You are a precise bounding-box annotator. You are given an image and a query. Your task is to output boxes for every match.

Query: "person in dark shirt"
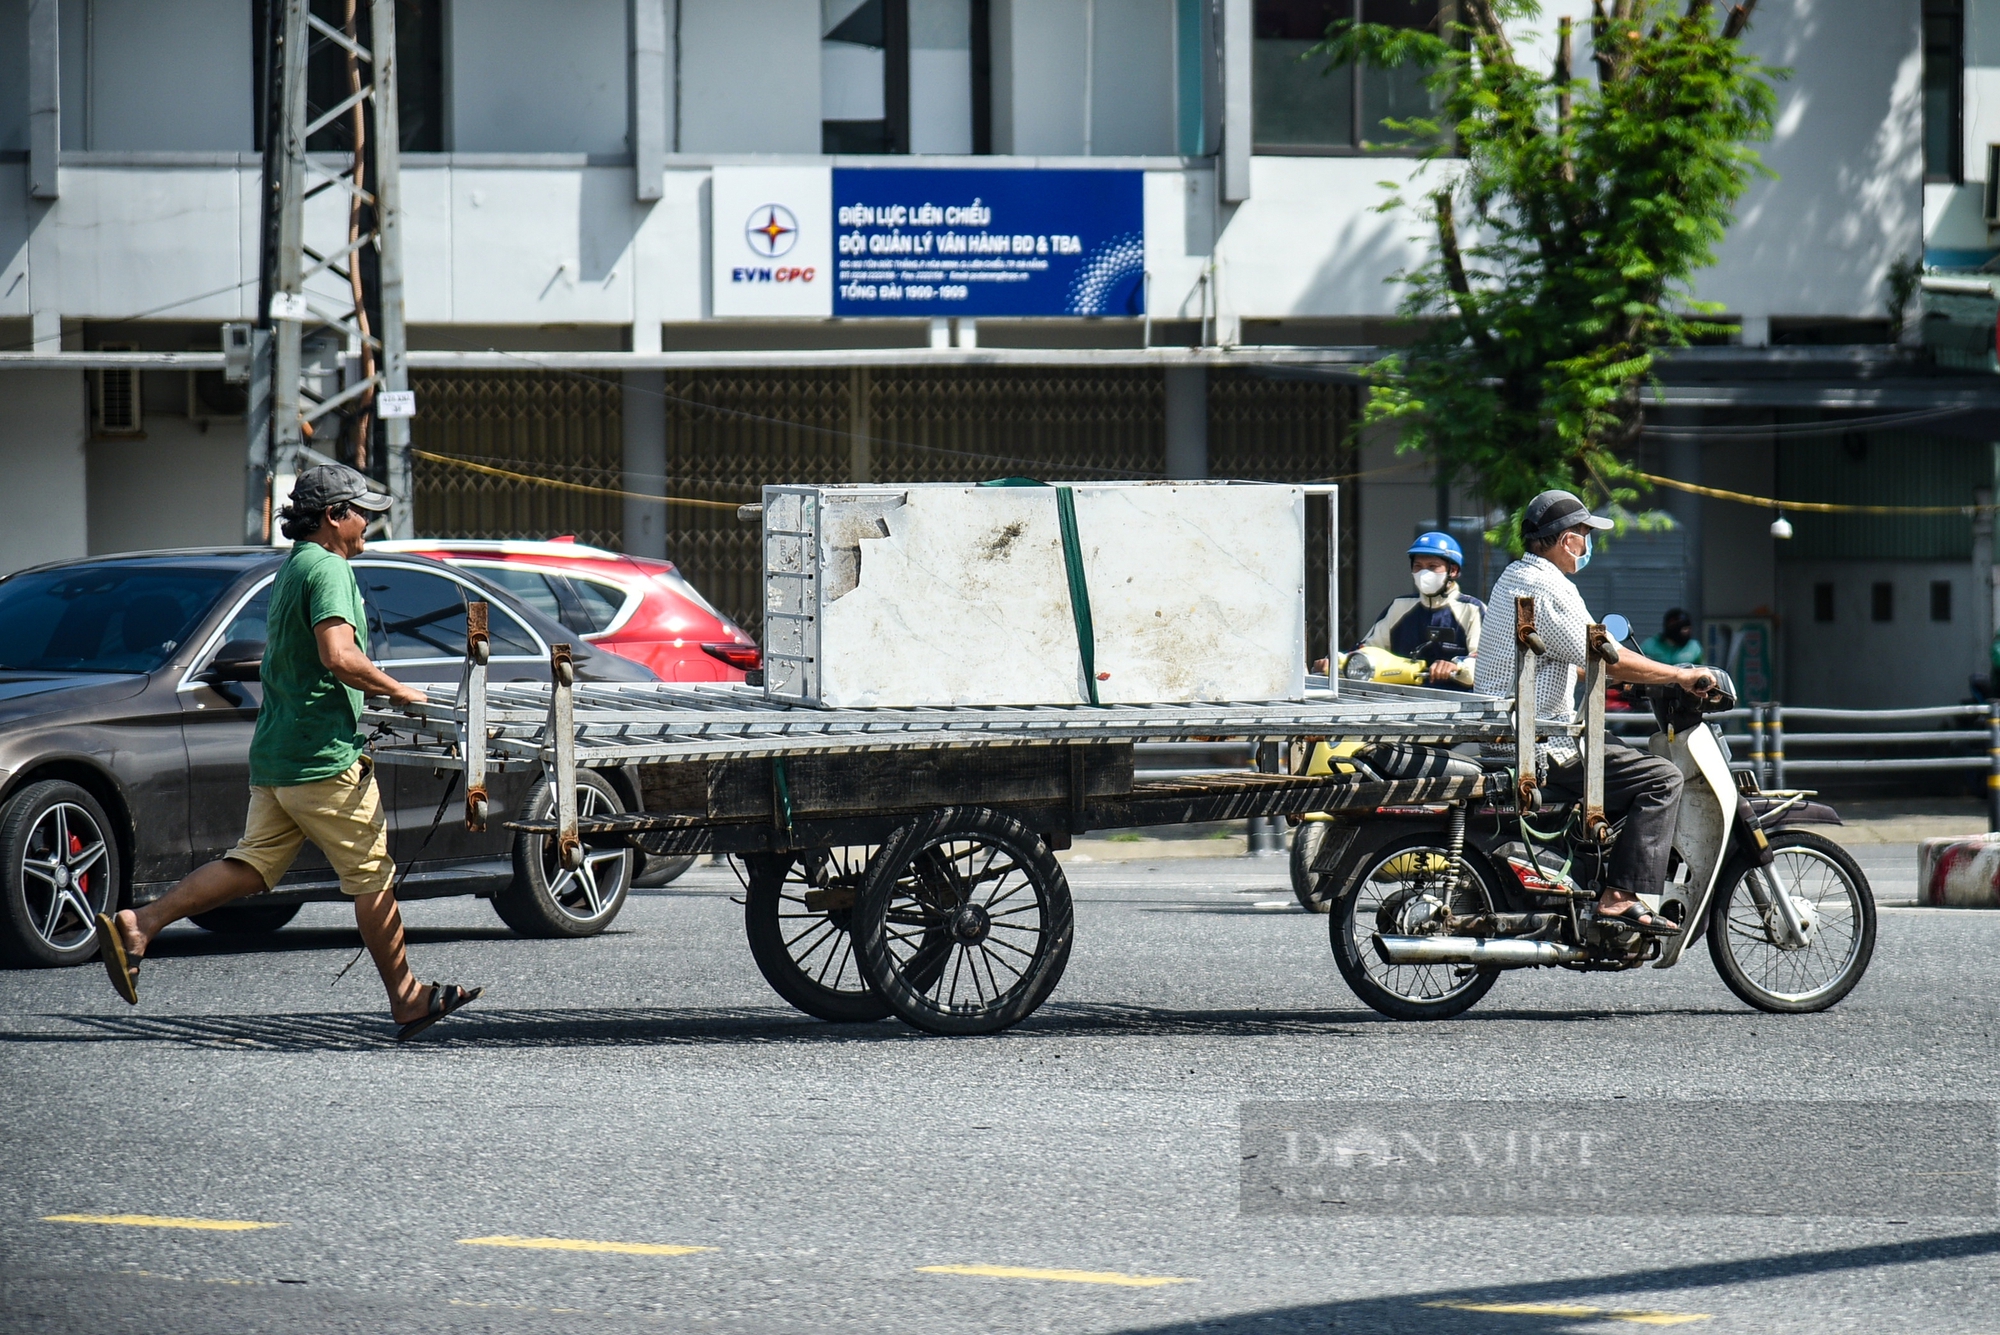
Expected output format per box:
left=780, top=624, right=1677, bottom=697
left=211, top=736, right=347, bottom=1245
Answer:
left=1356, top=531, right=1486, bottom=688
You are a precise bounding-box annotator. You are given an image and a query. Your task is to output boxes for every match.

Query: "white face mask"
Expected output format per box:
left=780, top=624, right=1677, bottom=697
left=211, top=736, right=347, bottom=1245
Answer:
left=1413, top=569, right=1448, bottom=597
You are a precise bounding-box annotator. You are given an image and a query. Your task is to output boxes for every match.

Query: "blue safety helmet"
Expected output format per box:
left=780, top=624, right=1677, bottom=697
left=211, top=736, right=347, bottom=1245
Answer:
left=1408, top=531, right=1464, bottom=567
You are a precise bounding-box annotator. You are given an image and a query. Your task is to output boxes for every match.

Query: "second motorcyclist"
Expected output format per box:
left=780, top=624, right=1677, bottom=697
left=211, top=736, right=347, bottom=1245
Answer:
left=1355, top=531, right=1485, bottom=689
left=1473, top=491, right=1715, bottom=936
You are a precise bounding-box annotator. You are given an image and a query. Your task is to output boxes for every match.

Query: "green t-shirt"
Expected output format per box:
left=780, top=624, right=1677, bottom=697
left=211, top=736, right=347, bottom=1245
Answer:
left=1641, top=634, right=1704, bottom=666
left=249, top=542, right=370, bottom=787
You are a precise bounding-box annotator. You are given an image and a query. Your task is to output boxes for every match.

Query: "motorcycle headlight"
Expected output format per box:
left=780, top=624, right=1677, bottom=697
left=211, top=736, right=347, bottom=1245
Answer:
left=1343, top=653, right=1375, bottom=681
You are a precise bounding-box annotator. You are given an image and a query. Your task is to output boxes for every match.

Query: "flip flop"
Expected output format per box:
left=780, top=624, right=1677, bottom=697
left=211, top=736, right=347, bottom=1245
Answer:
left=395, top=982, right=483, bottom=1042
left=1595, top=903, right=1679, bottom=938
left=94, top=913, right=140, bottom=1005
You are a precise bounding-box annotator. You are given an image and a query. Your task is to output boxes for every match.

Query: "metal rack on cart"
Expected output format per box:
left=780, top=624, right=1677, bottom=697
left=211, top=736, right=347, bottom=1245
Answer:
left=361, top=616, right=1531, bottom=1036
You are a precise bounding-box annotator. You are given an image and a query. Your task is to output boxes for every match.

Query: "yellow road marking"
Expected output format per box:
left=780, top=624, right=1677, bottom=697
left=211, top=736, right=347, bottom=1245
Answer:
left=1424, top=1300, right=1710, bottom=1326
left=458, top=1235, right=714, bottom=1257
left=43, top=1214, right=283, bottom=1232
left=918, top=1264, right=1194, bottom=1288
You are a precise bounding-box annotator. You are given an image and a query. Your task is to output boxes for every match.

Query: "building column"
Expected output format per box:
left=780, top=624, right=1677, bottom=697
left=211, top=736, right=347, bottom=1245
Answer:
left=629, top=0, right=667, bottom=201
left=849, top=367, right=872, bottom=482
left=28, top=0, right=58, bottom=200
left=1663, top=424, right=1704, bottom=628
left=1164, top=366, right=1207, bottom=479
left=1976, top=483, right=1995, bottom=682
left=622, top=370, right=667, bottom=559
left=1218, top=0, right=1251, bottom=202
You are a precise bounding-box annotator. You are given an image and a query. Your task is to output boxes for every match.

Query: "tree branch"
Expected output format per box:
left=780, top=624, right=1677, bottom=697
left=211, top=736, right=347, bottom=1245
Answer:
left=1722, top=0, right=1759, bottom=40
left=1459, top=0, right=1518, bottom=69
left=1591, top=0, right=1614, bottom=83
left=1555, top=17, right=1575, bottom=183
left=1435, top=191, right=1499, bottom=359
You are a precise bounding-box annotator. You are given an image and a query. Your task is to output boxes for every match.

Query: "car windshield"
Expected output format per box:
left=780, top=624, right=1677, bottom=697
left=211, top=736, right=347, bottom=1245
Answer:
left=0, top=564, right=239, bottom=673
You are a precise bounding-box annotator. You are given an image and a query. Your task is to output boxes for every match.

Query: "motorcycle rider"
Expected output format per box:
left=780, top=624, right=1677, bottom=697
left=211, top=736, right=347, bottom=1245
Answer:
left=1473, top=490, right=1716, bottom=935
left=1356, top=532, right=1486, bottom=688
left=1641, top=608, right=1704, bottom=666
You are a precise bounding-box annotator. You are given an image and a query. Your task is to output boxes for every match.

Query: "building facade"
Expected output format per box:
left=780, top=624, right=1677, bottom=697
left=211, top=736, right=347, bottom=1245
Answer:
left=0, top=0, right=1988, bottom=705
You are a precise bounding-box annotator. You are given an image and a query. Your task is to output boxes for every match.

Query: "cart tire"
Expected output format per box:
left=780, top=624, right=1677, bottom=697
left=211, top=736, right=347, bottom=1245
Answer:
left=743, top=847, right=893, bottom=1023
left=852, top=807, right=1072, bottom=1036
left=1290, top=821, right=1333, bottom=913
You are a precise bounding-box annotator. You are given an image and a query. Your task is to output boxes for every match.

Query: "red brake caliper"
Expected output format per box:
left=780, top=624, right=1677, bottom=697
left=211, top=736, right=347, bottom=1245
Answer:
left=69, top=831, right=85, bottom=896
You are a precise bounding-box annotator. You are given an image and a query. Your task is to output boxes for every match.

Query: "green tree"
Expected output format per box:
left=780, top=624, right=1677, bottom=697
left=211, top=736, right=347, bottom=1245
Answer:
left=1320, top=0, right=1780, bottom=546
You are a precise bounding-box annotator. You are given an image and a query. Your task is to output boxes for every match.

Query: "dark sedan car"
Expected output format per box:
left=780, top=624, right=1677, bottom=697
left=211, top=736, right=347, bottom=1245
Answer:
left=0, top=547, right=661, bottom=969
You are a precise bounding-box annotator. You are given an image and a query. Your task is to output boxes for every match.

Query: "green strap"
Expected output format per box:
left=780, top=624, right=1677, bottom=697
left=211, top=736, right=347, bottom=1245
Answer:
left=982, top=477, right=1100, bottom=705
left=772, top=756, right=794, bottom=835
left=1052, top=486, right=1100, bottom=706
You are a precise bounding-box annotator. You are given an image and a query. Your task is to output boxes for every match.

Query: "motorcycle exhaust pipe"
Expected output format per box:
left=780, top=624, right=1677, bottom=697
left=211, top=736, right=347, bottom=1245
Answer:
left=1373, top=934, right=1590, bottom=968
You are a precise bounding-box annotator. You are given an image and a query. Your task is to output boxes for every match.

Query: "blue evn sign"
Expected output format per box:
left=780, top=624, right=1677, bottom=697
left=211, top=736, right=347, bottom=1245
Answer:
left=830, top=167, right=1144, bottom=319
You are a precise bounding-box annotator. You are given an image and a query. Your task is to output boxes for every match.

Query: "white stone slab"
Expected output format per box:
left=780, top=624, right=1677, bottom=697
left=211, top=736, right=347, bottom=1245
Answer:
left=772, top=482, right=1305, bottom=708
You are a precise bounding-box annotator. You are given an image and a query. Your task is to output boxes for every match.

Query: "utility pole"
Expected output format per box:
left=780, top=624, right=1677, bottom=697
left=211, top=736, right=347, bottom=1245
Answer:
left=246, top=0, right=413, bottom=544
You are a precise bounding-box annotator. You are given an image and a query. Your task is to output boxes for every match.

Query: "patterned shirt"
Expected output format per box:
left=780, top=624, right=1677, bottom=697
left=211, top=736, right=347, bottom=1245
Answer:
left=1472, top=553, right=1592, bottom=766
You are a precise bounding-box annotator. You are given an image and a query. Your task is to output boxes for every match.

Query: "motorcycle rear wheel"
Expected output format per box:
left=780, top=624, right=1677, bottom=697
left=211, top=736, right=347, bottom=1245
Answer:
left=1707, top=830, right=1875, bottom=1014
left=1330, top=832, right=1501, bottom=1021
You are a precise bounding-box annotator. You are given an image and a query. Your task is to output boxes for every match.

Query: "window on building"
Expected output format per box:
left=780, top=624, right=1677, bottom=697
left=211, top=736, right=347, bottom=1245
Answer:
left=1871, top=582, right=1895, bottom=623
left=1932, top=580, right=1953, bottom=621
left=1813, top=582, right=1835, bottom=623
left=823, top=0, right=908, bottom=153
left=822, top=0, right=978, bottom=155
left=1254, top=0, right=1445, bottom=154
left=257, top=0, right=445, bottom=153
left=1925, top=0, right=1963, bottom=182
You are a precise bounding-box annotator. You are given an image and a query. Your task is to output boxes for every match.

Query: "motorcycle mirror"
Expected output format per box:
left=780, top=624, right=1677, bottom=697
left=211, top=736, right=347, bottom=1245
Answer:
left=1602, top=614, right=1631, bottom=643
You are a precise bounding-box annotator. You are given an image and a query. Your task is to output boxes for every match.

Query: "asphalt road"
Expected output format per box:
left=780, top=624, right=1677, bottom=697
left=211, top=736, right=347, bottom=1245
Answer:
left=2, top=847, right=1996, bottom=1335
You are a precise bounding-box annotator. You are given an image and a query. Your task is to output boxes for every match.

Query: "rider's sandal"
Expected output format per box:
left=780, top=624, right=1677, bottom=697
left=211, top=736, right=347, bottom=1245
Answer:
left=95, top=913, right=141, bottom=1006
left=1595, top=904, right=1679, bottom=937
left=395, top=982, right=483, bottom=1042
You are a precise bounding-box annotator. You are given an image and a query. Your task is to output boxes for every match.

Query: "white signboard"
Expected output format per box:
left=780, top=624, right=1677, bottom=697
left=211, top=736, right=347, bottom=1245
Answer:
left=711, top=166, right=833, bottom=318
left=376, top=390, right=416, bottom=418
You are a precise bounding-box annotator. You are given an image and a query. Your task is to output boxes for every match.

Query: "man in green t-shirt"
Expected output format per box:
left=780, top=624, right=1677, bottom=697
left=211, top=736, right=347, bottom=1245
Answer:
left=1640, top=608, right=1705, bottom=667
left=97, top=465, right=481, bottom=1041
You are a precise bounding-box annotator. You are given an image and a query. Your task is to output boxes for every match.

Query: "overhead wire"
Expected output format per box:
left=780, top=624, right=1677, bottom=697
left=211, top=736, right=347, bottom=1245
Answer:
left=1637, top=470, right=1999, bottom=516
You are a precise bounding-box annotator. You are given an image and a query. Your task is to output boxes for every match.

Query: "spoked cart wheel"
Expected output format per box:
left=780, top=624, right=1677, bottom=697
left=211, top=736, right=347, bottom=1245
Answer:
left=851, top=807, right=1073, bottom=1036
left=744, top=847, right=894, bottom=1023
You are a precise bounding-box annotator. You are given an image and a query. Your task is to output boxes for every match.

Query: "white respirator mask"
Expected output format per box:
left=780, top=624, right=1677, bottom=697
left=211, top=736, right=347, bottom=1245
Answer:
left=1412, top=569, right=1449, bottom=597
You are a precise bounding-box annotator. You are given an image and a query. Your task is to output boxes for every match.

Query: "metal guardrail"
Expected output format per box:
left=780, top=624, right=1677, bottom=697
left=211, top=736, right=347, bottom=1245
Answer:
left=1611, top=699, right=2000, bottom=830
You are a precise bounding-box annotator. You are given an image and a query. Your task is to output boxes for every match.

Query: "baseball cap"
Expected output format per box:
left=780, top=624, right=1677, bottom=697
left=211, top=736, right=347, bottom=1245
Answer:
left=290, top=463, right=393, bottom=514
left=1521, top=489, right=1613, bottom=542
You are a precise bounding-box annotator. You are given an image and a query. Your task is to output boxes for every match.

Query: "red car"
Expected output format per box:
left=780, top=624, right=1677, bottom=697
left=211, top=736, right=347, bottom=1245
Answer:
left=373, top=538, right=761, bottom=682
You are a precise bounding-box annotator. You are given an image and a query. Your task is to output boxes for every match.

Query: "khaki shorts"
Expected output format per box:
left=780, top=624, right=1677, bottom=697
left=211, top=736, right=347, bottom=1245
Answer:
left=224, top=758, right=395, bottom=898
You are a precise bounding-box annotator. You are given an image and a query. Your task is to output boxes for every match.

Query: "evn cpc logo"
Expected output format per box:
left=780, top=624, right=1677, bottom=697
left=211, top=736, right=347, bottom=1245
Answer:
left=735, top=203, right=814, bottom=284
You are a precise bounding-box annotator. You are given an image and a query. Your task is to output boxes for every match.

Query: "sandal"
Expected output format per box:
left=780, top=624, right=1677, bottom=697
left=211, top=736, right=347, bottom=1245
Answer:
left=95, top=913, right=140, bottom=1006
left=1595, top=902, right=1679, bottom=937
left=395, top=982, right=483, bottom=1042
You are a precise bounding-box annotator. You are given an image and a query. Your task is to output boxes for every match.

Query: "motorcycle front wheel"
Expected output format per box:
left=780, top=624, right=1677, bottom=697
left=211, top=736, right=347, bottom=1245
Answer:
left=1707, top=830, right=1876, bottom=1014
left=1329, top=832, right=1501, bottom=1021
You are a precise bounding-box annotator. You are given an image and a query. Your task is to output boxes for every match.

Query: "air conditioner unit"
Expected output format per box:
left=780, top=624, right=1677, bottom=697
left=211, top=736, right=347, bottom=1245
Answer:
left=95, top=344, right=143, bottom=436
left=187, top=341, right=248, bottom=425
left=1985, top=145, right=2000, bottom=225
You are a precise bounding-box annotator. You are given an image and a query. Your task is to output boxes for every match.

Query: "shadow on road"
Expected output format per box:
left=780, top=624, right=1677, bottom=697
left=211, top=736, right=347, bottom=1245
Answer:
left=2, top=1001, right=1374, bottom=1052
left=1098, top=1231, right=2000, bottom=1334
left=135, top=926, right=538, bottom=958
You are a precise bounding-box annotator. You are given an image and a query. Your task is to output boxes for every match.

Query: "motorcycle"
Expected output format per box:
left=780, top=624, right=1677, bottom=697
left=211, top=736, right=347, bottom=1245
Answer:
left=1318, top=609, right=1876, bottom=1019
left=1338, top=646, right=1432, bottom=687
left=1338, top=623, right=1467, bottom=689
